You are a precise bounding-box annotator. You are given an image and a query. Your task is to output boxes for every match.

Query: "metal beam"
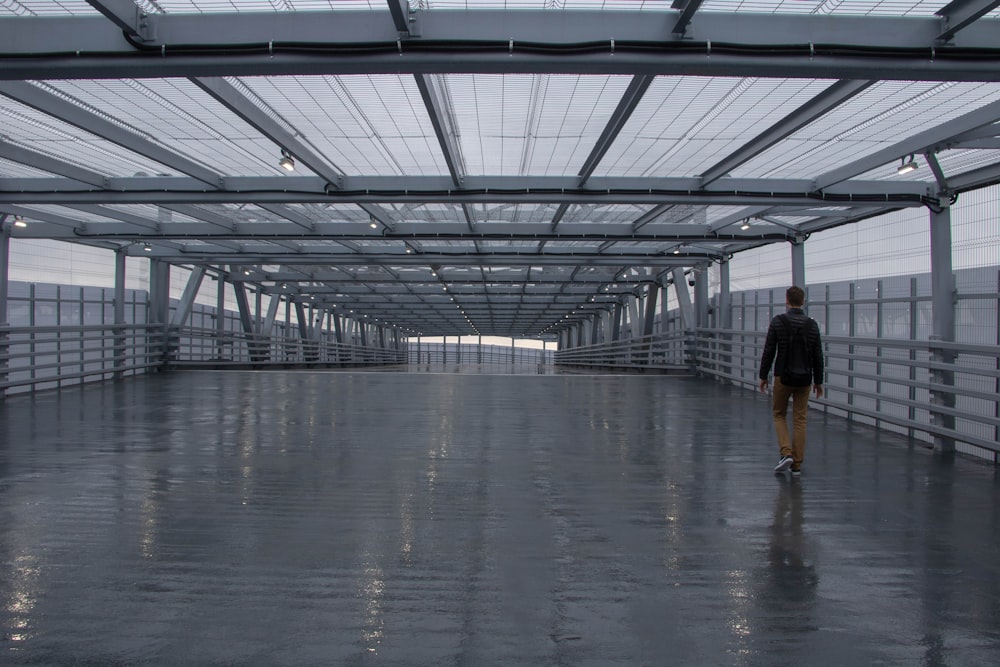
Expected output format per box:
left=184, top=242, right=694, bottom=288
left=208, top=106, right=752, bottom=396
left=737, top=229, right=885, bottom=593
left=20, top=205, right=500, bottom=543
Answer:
left=700, top=79, right=875, bottom=185
left=671, top=0, right=705, bottom=36
left=936, top=0, right=1000, bottom=41
left=157, top=254, right=721, bottom=268
left=1, top=13, right=1000, bottom=80
left=415, top=74, right=466, bottom=187
left=85, top=0, right=147, bottom=38
left=169, top=267, right=207, bottom=328
left=0, top=138, right=107, bottom=188
left=813, top=98, right=1000, bottom=189
left=0, top=175, right=934, bottom=206
left=0, top=81, right=223, bottom=188
left=577, top=75, right=654, bottom=185
left=386, top=0, right=411, bottom=34
left=191, top=77, right=343, bottom=188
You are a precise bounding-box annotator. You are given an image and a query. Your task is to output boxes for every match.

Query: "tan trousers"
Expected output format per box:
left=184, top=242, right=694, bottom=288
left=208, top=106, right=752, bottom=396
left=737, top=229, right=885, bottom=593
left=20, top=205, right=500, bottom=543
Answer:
left=772, top=377, right=812, bottom=469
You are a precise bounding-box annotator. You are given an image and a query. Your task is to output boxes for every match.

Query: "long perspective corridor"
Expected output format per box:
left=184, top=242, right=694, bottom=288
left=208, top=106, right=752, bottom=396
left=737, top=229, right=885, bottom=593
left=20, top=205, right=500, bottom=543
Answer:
left=1, top=369, right=997, bottom=665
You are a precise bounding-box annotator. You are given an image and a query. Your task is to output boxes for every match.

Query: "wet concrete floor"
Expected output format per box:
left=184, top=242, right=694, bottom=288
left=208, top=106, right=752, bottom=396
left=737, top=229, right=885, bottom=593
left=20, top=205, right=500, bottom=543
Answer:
left=1, top=369, right=999, bottom=665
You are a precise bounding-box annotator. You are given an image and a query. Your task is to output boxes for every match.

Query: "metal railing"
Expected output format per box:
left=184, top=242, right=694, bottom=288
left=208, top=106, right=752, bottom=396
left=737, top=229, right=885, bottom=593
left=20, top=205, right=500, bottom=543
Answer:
left=407, top=343, right=552, bottom=367
left=0, top=323, right=406, bottom=395
left=0, top=323, right=166, bottom=393
left=553, top=331, right=692, bottom=371
left=167, top=326, right=405, bottom=368
left=556, top=327, right=999, bottom=459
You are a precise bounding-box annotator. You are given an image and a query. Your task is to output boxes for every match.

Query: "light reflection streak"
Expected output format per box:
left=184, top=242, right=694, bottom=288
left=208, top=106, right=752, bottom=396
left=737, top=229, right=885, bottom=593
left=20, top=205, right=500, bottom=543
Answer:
left=5, top=555, right=40, bottom=644
left=139, top=494, right=160, bottom=559
left=725, top=567, right=754, bottom=662
left=360, top=562, right=386, bottom=654
left=400, top=491, right=415, bottom=564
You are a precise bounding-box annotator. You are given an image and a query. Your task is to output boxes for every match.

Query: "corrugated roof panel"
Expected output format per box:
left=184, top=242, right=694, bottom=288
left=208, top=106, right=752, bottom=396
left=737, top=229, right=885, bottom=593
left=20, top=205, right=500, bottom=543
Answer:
left=447, top=74, right=629, bottom=176
left=149, top=1, right=386, bottom=12
left=237, top=75, right=447, bottom=177
left=0, top=1, right=99, bottom=16
left=741, top=81, right=1000, bottom=179
left=0, top=92, right=189, bottom=177
left=40, top=79, right=297, bottom=178
left=597, top=76, right=835, bottom=178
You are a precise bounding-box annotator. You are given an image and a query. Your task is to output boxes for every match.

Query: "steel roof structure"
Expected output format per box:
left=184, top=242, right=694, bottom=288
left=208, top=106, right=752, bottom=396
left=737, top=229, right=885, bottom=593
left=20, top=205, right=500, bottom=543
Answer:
left=1, top=0, right=999, bottom=338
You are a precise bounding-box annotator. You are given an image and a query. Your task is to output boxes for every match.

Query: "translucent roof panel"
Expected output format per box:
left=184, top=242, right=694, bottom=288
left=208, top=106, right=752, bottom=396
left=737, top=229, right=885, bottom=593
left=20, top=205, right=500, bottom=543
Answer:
left=698, top=0, right=997, bottom=17
left=237, top=75, right=448, bottom=177
left=470, top=203, right=561, bottom=224
left=0, top=93, right=190, bottom=178
left=704, top=206, right=763, bottom=227
left=147, top=1, right=387, bottom=12
left=851, top=148, right=1000, bottom=182
left=0, top=156, right=61, bottom=178
left=413, top=1, right=686, bottom=10
left=0, top=1, right=99, bottom=16
left=596, top=76, right=836, bottom=178
left=447, top=74, right=633, bottom=177
left=41, top=79, right=306, bottom=178
left=563, top=204, right=652, bottom=225
left=740, top=81, right=1000, bottom=180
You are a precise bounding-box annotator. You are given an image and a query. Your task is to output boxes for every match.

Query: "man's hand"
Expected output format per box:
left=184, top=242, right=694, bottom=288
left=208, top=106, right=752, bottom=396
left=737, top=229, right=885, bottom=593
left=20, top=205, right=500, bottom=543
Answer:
left=813, top=384, right=824, bottom=399
left=759, top=379, right=769, bottom=393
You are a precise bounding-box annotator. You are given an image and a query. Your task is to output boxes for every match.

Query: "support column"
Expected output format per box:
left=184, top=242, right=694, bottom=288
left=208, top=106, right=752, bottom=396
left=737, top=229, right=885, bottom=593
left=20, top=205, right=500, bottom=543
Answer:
left=929, top=205, right=956, bottom=454
left=719, top=259, right=733, bottom=381
left=216, top=273, right=227, bottom=360
left=612, top=301, right=623, bottom=342
left=694, top=265, right=709, bottom=330
left=671, top=269, right=694, bottom=330
left=148, top=259, right=171, bottom=367
left=719, top=260, right=732, bottom=331
left=258, top=294, right=280, bottom=363
left=0, top=219, right=11, bottom=395
left=165, top=267, right=206, bottom=364
left=790, top=237, right=806, bottom=288
left=169, top=267, right=206, bottom=328
left=642, top=284, right=660, bottom=367
left=148, top=259, right=171, bottom=326
left=643, top=284, right=659, bottom=337
left=113, top=248, right=126, bottom=379
left=628, top=295, right=642, bottom=339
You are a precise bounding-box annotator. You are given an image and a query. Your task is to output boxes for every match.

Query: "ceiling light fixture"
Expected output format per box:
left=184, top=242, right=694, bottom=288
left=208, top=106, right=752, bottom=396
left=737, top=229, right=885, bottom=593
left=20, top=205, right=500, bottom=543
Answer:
left=143, top=243, right=152, bottom=252
left=278, top=149, right=295, bottom=172
left=740, top=219, right=751, bottom=231
left=13, top=216, right=27, bottom=228
left=897, top=154, right=918, bottom=175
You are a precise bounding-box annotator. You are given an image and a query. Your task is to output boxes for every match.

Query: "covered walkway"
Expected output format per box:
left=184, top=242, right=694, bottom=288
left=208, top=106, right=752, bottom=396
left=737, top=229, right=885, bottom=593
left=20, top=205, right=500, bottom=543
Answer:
left=1, top=369, right=998, bottom=665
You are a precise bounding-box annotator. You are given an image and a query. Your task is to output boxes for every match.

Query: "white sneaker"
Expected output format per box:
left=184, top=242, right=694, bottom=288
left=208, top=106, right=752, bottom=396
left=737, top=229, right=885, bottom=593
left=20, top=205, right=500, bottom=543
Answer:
left=773, top=456, right=793, bottom=473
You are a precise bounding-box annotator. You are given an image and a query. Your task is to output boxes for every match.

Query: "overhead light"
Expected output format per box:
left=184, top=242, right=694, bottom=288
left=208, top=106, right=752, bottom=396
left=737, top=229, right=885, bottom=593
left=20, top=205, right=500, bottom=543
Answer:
left=13, top=216, right=27, bottom=228
left=243, top=269, right=251, bottom=276
left=278, top=149, right=295, bottom=172
left=740, top=219, right=751, bottom=231
left=143, top=243, right=152, bottom=252
left=673, top=247, right=681, bottom=255
left=897, top=154, right=918, bottom=175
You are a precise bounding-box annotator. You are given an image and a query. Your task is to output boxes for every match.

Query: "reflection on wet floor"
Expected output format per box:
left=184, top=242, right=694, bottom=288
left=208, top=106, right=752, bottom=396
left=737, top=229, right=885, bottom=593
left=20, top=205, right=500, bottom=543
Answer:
left=1, top=370, right=998, bottom=664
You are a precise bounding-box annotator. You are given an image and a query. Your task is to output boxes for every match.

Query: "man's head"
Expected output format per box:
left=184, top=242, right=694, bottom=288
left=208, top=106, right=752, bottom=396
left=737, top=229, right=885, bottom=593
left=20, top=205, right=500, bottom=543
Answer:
left=786, top=285, right=805, bottom=308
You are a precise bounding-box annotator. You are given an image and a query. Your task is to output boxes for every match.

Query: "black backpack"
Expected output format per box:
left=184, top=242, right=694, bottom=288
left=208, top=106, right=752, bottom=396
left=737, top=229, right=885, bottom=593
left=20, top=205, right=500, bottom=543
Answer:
left=780, top=314, right=813, bottom=387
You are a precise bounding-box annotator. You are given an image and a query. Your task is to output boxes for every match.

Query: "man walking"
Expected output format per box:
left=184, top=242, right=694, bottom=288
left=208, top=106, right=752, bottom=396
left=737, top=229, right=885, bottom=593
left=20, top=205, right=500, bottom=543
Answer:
left=759, top=286, right=824, bottom=476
